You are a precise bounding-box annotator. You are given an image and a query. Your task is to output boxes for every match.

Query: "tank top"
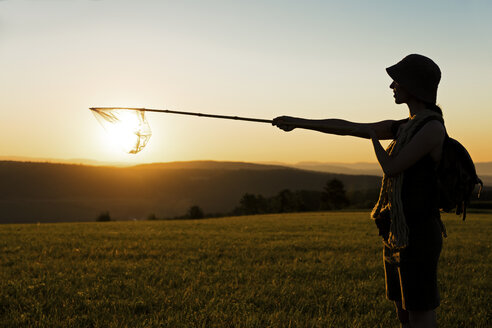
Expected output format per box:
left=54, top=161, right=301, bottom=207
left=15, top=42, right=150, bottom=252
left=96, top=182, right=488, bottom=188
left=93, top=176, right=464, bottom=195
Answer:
left=391, top=118, right=440, bottom=224
left=390, top=119, right=442, bottom=262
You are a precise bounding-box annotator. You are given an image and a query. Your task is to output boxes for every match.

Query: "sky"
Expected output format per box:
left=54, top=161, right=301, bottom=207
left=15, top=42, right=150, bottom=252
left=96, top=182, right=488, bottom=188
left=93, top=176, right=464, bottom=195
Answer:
left=1, top=0, right=491, bottom=165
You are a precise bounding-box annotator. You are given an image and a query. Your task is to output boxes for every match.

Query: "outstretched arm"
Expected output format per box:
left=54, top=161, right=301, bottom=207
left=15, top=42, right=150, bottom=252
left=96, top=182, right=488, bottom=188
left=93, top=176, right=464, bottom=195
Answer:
left=272, top=116, right=397, bottom=140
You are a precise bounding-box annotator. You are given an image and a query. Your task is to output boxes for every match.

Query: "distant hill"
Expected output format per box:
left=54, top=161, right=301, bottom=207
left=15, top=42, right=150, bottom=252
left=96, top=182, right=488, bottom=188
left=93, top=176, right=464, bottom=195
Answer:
left=133, top=160, right=287, bottom=171
left=3, top=156, right=490, bottom=176
left=285, top=162, right=383, bottom=176
left=0, top=161, right=382, bottom=223
left=283, top=161, right=492, bottom=186
left=278, top=161, right=492, bottom=180
left=474, top=163, right=492, bottom=185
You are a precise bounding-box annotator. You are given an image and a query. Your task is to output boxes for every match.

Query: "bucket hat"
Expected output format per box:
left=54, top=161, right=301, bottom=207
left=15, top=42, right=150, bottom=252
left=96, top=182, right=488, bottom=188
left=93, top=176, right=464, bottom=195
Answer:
left=386, top=54, right=441, bottom=104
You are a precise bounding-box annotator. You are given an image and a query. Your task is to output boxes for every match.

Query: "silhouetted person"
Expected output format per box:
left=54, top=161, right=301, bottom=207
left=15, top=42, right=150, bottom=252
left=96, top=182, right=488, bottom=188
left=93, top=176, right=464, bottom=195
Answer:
left=273, top=54, right=444, bottom=328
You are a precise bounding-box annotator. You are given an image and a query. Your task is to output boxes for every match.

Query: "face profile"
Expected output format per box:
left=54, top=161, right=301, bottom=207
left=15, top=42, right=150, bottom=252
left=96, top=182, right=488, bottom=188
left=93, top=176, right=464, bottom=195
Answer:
left=390, top=81, right=412, bottom=105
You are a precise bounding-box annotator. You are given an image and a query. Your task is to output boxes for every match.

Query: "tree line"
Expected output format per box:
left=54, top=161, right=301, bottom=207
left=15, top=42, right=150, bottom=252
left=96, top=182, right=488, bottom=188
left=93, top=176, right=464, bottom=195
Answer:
left=232, top=179, right=349, bottom=216
left=97, top=176, right=490, bottom=221
left=96, top=176, right=489, bottom=221
left=153, top=179, right=379, bottom=221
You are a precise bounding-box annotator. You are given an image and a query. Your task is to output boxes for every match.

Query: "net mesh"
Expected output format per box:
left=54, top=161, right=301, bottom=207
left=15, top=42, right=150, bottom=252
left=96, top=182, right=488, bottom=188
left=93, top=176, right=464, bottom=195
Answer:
left=91, top=108, right=152, bottom=154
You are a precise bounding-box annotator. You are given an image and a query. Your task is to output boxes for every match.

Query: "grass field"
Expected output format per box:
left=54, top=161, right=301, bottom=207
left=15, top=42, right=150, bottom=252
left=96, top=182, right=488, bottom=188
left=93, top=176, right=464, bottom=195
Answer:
left=0, top=212, right=490, bottom=327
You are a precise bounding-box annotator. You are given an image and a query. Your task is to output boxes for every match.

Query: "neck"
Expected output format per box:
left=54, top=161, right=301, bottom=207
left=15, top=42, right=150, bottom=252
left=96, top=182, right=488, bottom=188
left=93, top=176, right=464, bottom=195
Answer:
left=406, top=99, right=427, bottom=117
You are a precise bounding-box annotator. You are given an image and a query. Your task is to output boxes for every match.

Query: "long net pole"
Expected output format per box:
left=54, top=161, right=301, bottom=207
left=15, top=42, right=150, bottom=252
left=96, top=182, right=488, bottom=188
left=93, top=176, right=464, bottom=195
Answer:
left=89, top=107, right=273, bottom=124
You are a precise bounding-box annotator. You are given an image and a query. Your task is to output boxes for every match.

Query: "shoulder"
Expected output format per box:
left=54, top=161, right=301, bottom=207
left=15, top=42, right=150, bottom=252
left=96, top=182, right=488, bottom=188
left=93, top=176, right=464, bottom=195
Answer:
left=419, top=119, right=445, bottom=136
left=414, top=119, right=446, bottom=146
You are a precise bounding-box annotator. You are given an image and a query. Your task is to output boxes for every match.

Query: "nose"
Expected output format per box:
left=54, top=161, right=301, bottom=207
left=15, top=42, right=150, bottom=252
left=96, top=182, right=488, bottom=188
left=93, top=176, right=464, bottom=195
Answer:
left=389, top=81, right=396, bottom=89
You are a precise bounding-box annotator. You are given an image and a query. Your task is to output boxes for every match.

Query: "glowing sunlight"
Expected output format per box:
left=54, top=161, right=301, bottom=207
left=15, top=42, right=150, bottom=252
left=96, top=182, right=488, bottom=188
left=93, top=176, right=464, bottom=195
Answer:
left=91, top=108, right=152, bottom=154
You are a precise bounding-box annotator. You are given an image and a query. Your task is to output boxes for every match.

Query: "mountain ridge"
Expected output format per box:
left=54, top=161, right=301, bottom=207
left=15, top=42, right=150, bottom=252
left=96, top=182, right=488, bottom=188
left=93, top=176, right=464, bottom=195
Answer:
left=2, top=156, right=491, bottom=176
left=0, top=160, right=382, bottom=223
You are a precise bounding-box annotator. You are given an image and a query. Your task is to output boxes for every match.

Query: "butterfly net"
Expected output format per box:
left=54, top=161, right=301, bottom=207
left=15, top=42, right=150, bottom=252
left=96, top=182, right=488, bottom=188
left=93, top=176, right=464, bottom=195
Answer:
left=90, top=108, right=152, bottom=154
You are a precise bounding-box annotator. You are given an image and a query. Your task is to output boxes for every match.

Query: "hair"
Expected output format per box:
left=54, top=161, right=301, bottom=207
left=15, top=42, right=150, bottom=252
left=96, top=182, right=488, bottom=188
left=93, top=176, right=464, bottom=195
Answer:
left=425, top=103, right=443, bottom=117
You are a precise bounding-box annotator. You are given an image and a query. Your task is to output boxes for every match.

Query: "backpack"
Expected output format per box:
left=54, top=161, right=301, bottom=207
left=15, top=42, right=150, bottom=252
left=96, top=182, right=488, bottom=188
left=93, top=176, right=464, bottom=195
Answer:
left=437, top=136, right=483, bottom=220
left=415, top=116, right=483, bottom=220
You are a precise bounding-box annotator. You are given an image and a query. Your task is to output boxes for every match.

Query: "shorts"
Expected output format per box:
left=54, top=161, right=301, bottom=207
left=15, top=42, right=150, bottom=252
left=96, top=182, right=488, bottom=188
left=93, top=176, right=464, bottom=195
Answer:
left=384, top=239, right=442, bottom=311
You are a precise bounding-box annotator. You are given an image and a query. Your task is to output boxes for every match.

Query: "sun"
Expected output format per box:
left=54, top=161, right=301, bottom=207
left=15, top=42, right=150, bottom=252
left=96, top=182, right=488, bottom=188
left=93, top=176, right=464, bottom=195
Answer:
left=92, top=108, right=152, bottom=154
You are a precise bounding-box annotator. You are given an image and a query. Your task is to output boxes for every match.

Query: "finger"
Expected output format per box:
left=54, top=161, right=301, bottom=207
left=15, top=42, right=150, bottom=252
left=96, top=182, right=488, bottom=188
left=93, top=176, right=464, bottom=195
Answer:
left=273, top=116, right=289, bottom=124
left=273, top=119, right=285, bottom=127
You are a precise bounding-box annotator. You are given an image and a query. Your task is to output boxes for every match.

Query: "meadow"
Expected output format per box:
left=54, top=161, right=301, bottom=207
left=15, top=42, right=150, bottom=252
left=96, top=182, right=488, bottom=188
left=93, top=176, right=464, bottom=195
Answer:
left=0, top=212, right=490, bottom=327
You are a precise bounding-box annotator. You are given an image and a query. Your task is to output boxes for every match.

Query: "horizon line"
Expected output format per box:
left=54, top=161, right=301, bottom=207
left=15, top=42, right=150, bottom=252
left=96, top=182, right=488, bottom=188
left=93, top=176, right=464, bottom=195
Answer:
left=1, top=155, right=491, bottom=167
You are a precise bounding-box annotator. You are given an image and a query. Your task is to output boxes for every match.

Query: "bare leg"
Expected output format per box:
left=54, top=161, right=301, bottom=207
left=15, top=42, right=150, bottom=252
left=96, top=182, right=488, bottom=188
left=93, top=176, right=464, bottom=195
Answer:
left=394, top=301, right=410, bottom=328
left=409, top=310, right=437, bottom=328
